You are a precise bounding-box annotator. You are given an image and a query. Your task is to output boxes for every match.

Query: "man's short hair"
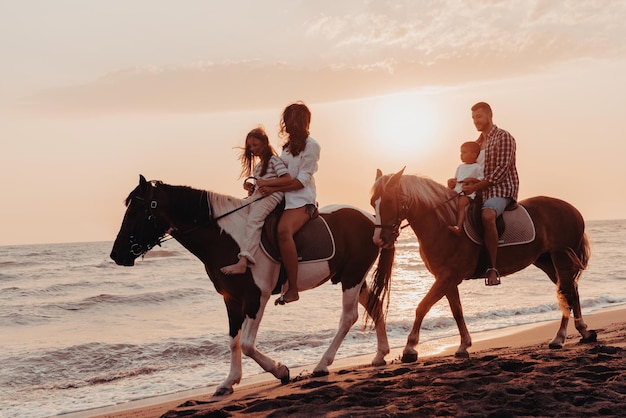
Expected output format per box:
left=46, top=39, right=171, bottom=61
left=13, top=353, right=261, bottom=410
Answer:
left=471, top=102, right=492, bottom=116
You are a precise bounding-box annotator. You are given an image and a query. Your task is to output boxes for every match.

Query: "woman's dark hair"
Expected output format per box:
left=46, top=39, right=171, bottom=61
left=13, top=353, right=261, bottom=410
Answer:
left=280, top=102, right=311, bottom=156
left=239, top=126, right=276, bottom=178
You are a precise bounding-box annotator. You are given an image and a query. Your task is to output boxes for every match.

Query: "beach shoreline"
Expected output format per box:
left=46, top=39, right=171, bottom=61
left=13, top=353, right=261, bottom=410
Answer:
left=66, top=305, right=626, bottom=418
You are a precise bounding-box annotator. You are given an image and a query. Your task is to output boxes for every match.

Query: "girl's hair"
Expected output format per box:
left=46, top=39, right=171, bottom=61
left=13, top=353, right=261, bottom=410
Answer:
left=239, top=126, right=277, bottom=178
left=280, top=102, right=311, bottom=157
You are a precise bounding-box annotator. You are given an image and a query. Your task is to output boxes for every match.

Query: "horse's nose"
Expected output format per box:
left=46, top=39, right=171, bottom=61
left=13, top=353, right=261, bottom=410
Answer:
left=110, top=250, right=135, bottom=266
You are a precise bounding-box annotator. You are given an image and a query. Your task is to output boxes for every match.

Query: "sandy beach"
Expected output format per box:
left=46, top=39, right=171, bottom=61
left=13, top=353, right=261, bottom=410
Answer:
left=82, top=306, right=626, bottom=418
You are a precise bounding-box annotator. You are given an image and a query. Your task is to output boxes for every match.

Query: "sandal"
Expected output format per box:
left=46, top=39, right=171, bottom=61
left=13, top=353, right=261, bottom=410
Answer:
left=485, top=268, right=501, bottom=286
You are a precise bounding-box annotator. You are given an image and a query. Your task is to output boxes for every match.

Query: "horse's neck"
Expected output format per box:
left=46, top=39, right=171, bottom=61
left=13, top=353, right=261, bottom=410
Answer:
left=169, top=191, right=244, bottom=268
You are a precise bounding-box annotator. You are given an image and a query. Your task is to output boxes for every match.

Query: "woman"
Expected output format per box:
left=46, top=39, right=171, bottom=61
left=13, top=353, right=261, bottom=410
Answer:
left=257, top=102, right=321, bottom=305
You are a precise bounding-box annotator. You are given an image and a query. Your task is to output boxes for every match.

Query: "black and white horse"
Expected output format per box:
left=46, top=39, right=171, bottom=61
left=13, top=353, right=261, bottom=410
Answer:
left=110, top=175, right=394, bottom=395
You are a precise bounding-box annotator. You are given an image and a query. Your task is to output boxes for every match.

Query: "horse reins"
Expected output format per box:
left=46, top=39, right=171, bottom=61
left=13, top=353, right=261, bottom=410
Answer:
left=141, top=182, right=268, bottom=248
left=375, top=184, right=462, bottom=237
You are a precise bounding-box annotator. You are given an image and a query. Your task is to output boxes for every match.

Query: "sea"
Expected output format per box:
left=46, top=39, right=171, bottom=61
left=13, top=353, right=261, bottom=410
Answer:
left=1, top=219, right=625, bottom=417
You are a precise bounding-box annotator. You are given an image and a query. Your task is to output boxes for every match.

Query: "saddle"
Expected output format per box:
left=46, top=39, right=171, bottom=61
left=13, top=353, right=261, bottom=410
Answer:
left=260, top=202, right=336, bottom=294
left=260, top=202, right=335, bottom=264
left=464, top=197, right=535, bottom=279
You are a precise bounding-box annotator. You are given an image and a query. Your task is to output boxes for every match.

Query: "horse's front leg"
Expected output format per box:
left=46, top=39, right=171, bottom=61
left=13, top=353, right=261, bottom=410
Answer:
left=311, top=285, right=363, bottom=376
left=359, top=283, right=390, bottom=366
left=445, top=284, right=472, bottom=358
left=214, top=332, right=242, bottom=396
left=239, top=296, right=290, bottom=384
left=402, top=279, right=448, bottom=363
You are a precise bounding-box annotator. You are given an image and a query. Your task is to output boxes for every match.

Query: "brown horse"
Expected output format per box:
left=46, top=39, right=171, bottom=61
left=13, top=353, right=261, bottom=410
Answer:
left=110, top=175, right=394, bottom=395
left=370, top=168, right=597, bottom=362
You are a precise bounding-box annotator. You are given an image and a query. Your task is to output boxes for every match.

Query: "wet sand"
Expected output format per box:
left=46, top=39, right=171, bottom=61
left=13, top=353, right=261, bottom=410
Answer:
left=90, top=307, right=626, bottom=418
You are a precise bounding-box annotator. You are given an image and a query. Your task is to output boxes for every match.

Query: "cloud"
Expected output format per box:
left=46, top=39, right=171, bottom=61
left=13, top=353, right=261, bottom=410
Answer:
left=13, top=1, right=626, bottom=115
left=304, top=1, right=626, bottom=65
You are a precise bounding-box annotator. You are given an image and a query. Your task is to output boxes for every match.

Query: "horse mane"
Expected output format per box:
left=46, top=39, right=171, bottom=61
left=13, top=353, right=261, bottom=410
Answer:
left=401, top=175, right=458, bottom=225
left=161, top=184, right=248, bottom=232
left=373, top=173, right=457, bottom=226
left=124, top=185, right=140, bottom=207
left=162, top=184, right=207, bottom=219
left=206, top=190, right=249, bottom=245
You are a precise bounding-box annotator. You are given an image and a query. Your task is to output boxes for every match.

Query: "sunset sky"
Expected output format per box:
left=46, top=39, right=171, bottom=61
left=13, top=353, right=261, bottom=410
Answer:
left=2, top=0, right=625, bottom=245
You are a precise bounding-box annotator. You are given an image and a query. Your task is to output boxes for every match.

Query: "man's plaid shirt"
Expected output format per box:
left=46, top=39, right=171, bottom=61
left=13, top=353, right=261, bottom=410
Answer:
left=483, top=125, right=519, bottom=201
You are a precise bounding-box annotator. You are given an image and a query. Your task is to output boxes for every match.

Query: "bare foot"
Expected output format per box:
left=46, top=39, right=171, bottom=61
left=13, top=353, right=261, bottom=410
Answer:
left=275, top=290, right=299, bottom=305
left=448, top=225, right=462, bottom=236
left=220, top=259, right=248, bottom=275
left=485, top=268, right=501, bottom=286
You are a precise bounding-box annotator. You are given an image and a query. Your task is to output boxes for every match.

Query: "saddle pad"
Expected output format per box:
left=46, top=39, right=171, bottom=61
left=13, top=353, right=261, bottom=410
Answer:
left=465, top=205, right=535, bottom=247
left=261, top=215, right=335, bottom=263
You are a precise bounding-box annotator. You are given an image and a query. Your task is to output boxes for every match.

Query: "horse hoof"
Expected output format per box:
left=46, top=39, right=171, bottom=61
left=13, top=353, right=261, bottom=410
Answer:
left=548, top=342, right=563, bottom=349
left=371, top=359, right=387, bottom=367
left=580, top=330, right=598, bottom=343
left=274, top=363, right=290, bottom=384
left=401, top=353, right=418, bottom=363
left=454, top=351, right=470, bottom=359
left=312, top=370, right=329, bottom=377
left=213, top=386, right=233, bottom=397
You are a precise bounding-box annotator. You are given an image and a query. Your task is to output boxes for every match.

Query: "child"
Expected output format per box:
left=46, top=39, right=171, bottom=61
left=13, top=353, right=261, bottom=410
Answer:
left=448, top=141, right=484, bottom=236
left=220, top=127, right=292, bottom=275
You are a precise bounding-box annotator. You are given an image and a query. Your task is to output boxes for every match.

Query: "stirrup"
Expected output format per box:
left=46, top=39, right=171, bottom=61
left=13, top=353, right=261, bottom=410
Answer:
left=485, top=268, right=501, bottom=286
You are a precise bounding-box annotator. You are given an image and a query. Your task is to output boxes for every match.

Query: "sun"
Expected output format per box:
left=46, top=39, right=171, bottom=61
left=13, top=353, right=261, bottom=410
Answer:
left=369, top=92, right=440, bottom=157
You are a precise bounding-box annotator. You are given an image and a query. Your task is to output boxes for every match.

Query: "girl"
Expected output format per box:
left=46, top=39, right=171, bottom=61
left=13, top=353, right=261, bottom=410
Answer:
left=257, top=102, right=321, bottom=304
left=220, top=127, right=291, bottom=275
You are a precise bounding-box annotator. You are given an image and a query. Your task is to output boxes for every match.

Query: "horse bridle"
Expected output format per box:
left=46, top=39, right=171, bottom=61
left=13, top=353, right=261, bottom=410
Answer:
left=374, top=184, right=410, bottom=243
left=124, top=181, right=265, bottom=257
left=374, top=183, right=463, bottom=245
left=126, top=181, right=168, bottom=256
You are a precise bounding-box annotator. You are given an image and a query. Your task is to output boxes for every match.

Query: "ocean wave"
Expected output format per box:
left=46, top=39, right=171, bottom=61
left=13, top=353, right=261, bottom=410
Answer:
left=0, top=338, right=226, bottom=391
left=53, top=287, right=211, bottom=311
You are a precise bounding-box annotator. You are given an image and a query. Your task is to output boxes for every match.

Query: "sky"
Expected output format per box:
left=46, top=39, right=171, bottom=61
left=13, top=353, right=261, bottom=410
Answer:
left=1, top=0, right=626, bottom=246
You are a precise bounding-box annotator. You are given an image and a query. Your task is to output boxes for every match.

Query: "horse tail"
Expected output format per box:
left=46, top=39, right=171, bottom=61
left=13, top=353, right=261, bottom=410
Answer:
left=566, top=232, right=591, bottom=281
left=363, top=246, right=395, bottom=328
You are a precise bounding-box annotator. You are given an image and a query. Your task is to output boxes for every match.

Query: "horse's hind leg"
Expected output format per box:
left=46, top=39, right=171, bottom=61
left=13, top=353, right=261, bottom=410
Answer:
left=534, top=254, right=568, bottom=348
left=359, top=283, right=390, bottom=366
left=555, top=250, right=597, bottom=344
left=313, top=285, right=362, bottom=376
left=537, top=251, right=596, bottom=348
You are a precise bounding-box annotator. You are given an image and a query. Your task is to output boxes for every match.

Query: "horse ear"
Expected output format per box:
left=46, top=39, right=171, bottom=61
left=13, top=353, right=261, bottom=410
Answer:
left=139, top=175, right=147, bottom=188
left=376, top=169, right=383, bottom=180
left=388, top=167, right=405, bottom=188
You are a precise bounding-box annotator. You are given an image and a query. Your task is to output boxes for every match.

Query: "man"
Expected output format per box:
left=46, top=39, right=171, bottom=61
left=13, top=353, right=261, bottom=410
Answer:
left=462, top=102, right=519, bottom=286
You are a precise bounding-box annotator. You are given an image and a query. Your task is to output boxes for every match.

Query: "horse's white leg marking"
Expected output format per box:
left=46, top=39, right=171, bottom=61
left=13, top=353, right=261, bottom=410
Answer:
left=445, top=285, right=472, bottom=358
left=312, top=285, right=361, bottom=375
left=549, top=316, right=569, bottom=349
left=222, top=258, right=289, bottom=384
left=215, top=332, right=242, bottom=396
left=359, top=284, right=390, bottom=366
left=239, top=294, right=289, bottom=382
